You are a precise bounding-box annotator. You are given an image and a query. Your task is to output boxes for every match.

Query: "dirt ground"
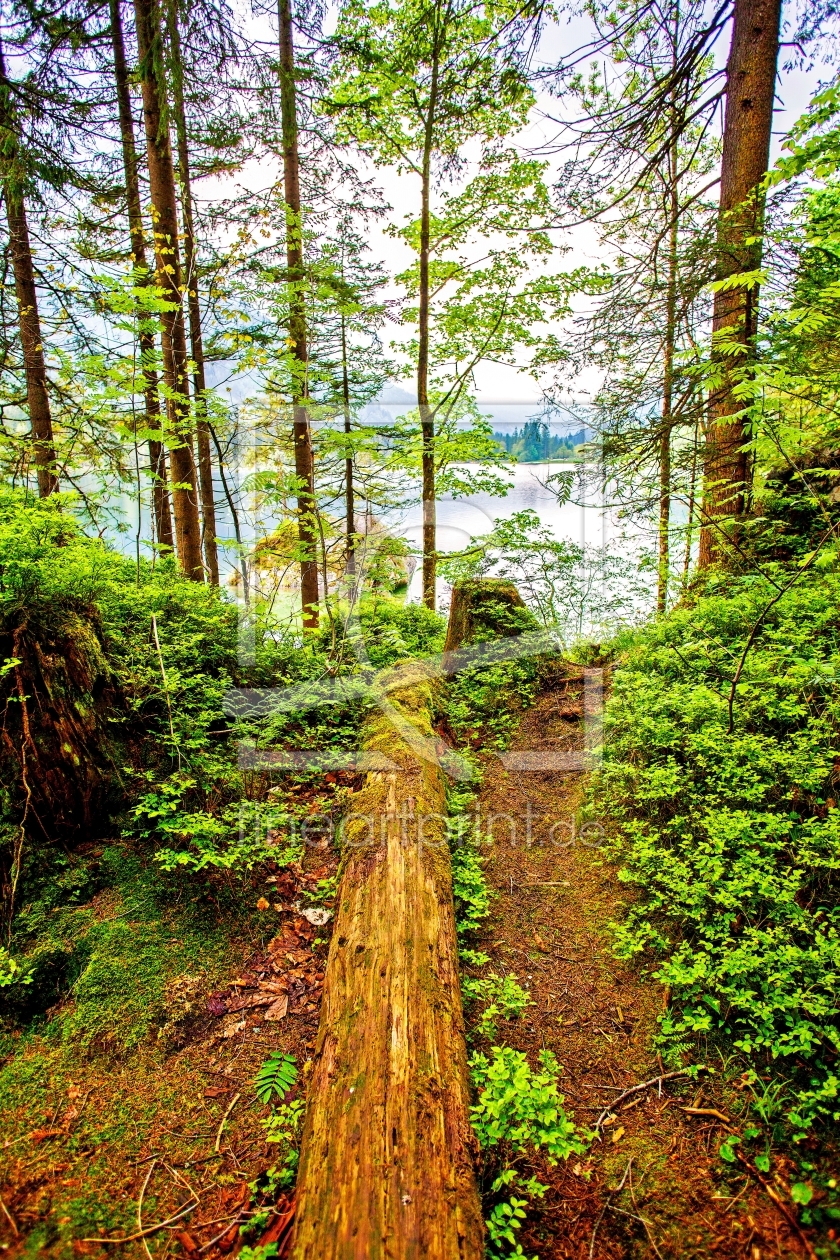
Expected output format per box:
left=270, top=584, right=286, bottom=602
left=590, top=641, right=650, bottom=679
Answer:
left=464, top=665, right=818, bottom=1259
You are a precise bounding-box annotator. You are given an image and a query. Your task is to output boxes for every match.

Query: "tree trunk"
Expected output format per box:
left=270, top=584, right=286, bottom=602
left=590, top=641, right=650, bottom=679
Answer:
left=291, top=662, right=484, bottom=1260
left=133, top=0, right=204, bottom=580
left=166, top=0, right=219, bottom=584
left=341, top=314, right=355, bottom=576
left=698, top=0, right=782, bottom=568
left=418, top=62, right=439, bottom=611
left=278, top=0, right=319, bottom=628
left=658, top=123, right=678, bottom=616
left=0, top=41, right=57, bottom=499
left=110, top=0, right=174, bottom=552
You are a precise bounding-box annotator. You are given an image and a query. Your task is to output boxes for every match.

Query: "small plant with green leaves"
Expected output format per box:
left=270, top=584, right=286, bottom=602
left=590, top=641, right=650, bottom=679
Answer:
left=0, top=947, right=31, bottom=989
left=471, top=1046, right=587, bottom=1257
left=254, top=1052, right=298, bottom=1105
left=470, top=1046, right=586, bottom=1162
left=462, top=972, right=533, bottom=1040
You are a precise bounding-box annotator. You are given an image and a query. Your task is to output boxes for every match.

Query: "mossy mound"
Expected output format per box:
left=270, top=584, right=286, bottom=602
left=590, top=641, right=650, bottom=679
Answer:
left=444, top=578, right=537, bottom=652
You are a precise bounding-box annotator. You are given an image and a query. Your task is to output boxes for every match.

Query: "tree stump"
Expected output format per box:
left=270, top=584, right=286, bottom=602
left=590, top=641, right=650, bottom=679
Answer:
left=291, top=661, right=483, bottom=1260
left=444, top=578, right=533, bottom=654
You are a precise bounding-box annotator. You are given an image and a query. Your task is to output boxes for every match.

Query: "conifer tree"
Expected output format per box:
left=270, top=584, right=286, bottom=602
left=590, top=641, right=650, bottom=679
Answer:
left=698, top=0, right=782, bottom=566
left=109, top=0, right=174, bottom=549
left=0, top=37, right=57, bottom=498
left=132, top=0, right=204, bottom=578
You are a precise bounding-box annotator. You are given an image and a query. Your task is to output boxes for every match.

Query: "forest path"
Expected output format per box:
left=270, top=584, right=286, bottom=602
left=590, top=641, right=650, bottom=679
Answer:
left=466, top=668, right=810, bottom=1260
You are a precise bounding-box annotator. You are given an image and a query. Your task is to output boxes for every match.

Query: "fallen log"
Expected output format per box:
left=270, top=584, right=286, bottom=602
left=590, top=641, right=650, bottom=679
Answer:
left=291, top=660, right=483, bottom=1260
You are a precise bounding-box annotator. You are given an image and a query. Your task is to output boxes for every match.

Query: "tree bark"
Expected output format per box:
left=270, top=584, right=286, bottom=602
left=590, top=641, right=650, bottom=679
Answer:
left=133, top=0, right=204, bottom=579
left=278, top=0, right=319, bottom=628
left=418, top=56, right=439, bottom=611
left=166, top=0, right=219, bottom=584
left=291, top=661, right=484, bottom=1260
left=110, top=0, right=174, bottom=552
left=698, top=0, right=782, bottom=568
left=658, top=122, right=678, bottom=616
left=0, top=41, right=57, bottom=499
left=341, top=314, right=355, bottom=576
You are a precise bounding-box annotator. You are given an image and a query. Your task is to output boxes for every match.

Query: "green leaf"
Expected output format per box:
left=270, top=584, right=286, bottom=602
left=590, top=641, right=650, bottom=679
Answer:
left=254, top=1052, right=298, bottom=1105
left=790, top=1183, right=813, bottom=1206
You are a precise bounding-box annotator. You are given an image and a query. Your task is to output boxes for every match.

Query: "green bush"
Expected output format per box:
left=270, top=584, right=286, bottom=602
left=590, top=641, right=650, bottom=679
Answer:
left=470, top=1045, right=586, bottom=1163
left=591, top=566, right=840, bottom=1131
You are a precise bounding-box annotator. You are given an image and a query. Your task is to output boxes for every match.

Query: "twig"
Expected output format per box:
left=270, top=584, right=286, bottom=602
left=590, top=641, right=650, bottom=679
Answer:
left=151, top=613, right=180, bottom=769
left=589, top=1158, right=633, bottom=1258
left=595, top=1068, right=706, bottom=1129
left=628, top=1161, right=664, bottom=1260
left=196, top=1212, right=246, bottom=1254
left=680, top=1105, right=731, bottom=1124
left=0, top=1193, right=19, bottom=1237
left=726, top=522, right=839, bottom=734
left=735, top=1152, right=817, bottom=1259
left=137, top=1160, right=156, bottom=1260
left=81, top=1198, right=197, bottom=1243
left=215, top=1093, right=241, bottom=1152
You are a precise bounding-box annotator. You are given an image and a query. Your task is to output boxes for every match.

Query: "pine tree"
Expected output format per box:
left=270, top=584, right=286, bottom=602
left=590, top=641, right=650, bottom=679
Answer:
left=132, top=0, right=204, bottom=578
left=698, top=0, right=783, bottom=566
left=0, top=36, right=57, bottom=498
left=109, top=0, right=174, bottom=550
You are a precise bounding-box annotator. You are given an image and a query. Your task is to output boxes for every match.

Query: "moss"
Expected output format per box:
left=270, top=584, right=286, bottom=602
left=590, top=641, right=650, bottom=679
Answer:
left=444, top=579, right=536, bottom=652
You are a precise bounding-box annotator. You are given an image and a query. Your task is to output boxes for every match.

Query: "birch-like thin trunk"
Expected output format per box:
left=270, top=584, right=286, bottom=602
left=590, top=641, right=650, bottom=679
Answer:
left=340, top=314, right=355, bottom=576
left=418, top=61, right=439, bottom=610
left=133, top=0, right=204, bottom=579
left=0, top=41, right=57, bottom=499
left=166, top=0, right=219, bottom=584
left=698, top=0, right=782, bottom=567
left=278, top=0, right=319, bottom=628
left=110, top=0, right=174, bottom=551
left=658, top=121, right=679, bottom=616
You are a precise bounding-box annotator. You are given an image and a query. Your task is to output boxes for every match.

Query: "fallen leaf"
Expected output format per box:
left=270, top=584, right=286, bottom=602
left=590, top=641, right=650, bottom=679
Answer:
left=264, top=995, right=289, bottom=1021
left=611, top=1126, right=625, bottom=1144
left=176, top=1231, right=198, bottom=1254
left=299, top=907, right=332, bottom=926
left=67, top=1085, right=81, bottom=1100
left=222, top=1019, right=247, bottom=1039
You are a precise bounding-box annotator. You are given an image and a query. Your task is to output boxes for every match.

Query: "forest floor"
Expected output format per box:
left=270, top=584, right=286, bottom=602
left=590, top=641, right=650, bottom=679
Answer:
left=0, top=666, right=824, bottom=1259
left=464, top=666, right=817, bottom=1259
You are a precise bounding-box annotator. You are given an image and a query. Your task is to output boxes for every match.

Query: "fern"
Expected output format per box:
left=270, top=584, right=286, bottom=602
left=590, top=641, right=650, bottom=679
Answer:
left=254, top=1051, right=298, bottom=1105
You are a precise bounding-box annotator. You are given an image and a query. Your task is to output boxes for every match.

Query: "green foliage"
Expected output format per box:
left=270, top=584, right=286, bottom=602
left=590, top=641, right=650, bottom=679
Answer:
left=254, top=1052, right=299, bottom=1105
left=470, top=1045, right=586, bottom=1163
left=591, top=567, right=840, bottom=1131
left=461, top=972, right=532, bottom=1040
left=450, top=841, right=491, bottom=936
left=440, top=510, right=647, bottom=642
left=259, top=1099, right=306, bottom=1195
left=0, top=946, right=31, bottom=989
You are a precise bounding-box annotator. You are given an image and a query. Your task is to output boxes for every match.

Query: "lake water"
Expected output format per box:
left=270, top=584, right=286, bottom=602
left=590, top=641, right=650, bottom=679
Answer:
left=390, top=460, right=619, bottom=605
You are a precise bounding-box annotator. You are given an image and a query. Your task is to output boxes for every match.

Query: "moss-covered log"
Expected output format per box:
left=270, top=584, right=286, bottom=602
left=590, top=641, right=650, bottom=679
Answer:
left=444, top=578, right=533, bottom=653
left=291, top=661, right=483, bottom=1260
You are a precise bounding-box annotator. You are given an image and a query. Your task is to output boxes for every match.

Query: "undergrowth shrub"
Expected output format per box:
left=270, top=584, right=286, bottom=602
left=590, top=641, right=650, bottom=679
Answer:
left=591, top=565, right=840, bottom=1132
left=470, top=1046, right=587, bottom=1259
